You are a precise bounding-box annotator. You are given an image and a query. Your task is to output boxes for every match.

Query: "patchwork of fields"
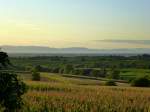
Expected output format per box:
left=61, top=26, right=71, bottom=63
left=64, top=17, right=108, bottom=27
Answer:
left=10, top=56, right=150, bottom=81
left=19, top=73, right=150, bottom=112
left=1, top=56, right=149, bottom=111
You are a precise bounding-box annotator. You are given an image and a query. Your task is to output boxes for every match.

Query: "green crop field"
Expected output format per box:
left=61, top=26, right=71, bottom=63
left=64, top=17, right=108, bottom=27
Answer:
left=120, top=69, right=150, bottom=80
left=9, top=55, right=150, bottom=82
left=15, top=73, right=150, bottom=112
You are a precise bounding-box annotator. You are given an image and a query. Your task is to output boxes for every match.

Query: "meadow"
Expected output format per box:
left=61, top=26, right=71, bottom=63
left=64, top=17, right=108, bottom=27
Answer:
left=18, top=73, right=150, bottom=112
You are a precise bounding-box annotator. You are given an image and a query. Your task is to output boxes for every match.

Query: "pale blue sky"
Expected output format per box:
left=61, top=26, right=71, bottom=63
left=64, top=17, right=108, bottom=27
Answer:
left=0, top=0, right=150, bottom=48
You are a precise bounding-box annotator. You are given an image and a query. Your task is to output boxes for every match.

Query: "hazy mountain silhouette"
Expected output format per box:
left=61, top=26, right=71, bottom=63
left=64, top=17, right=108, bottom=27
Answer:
left=1, top=45, right=150, bottom=54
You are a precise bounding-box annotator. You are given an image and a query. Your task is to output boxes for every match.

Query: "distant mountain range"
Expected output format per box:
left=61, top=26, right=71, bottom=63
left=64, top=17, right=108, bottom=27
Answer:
left=0, top=45, right=150, bottom=54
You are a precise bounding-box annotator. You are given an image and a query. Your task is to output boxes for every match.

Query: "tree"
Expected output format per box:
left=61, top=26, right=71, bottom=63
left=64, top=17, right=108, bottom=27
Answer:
left=0, top=52, right=10, bottom=68
left=0, top=73, right=27, bottom=111
left=131, top=76, right=150, bottom=87
left=108, top=69, right=120, bottom=79
left=100, top=68, right=107, bottom=77
left=0, top=51, right=27, bottom=111
left=72, top=69, right=81, bottom=75
left=90, top=69, right=99, bottom=77
left=32, top=70, right=41, bottom=81
left=35, top=65, right=42, bottom=72
left=63, top=64, right=74, bottom=74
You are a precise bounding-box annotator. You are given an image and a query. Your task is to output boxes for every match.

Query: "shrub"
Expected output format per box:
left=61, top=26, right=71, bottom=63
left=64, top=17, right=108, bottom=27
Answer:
left=32, top=70, right=41, bottom=81
left=0, top=72, right=27, bottom=111
left=131, top=76, right=150, bottom=87
left=105, top=80, right=117, bottom=86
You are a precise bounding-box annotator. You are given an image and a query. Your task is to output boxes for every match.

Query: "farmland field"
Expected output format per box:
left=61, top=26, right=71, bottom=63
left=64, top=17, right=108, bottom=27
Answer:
left=18, top=73, right=150, bottom=112
left=9, top=55, right=150, bottom=81
left=0, top=0, right=150, bottom=111
left=1, top=55, right=150, bottom=111
left=120, top=69, right=150, bottom=80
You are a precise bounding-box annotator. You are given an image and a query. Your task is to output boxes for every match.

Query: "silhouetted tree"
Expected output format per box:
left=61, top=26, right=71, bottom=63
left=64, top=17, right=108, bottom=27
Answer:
left=0, top=73, right=27, bottom=112
left=0, top=51, right=27, bottom=111
left=0, top=52, right=10, bottom=68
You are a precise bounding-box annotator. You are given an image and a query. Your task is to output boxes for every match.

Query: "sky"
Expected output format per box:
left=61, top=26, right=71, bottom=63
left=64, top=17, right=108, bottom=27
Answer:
left=0, top=0, right=150, bottom=49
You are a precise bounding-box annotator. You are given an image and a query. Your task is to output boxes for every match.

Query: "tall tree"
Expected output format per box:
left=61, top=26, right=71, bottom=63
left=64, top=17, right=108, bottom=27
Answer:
left=0, top=51, right=27, bottom=111
left=0, top=51, right=10, bottom=68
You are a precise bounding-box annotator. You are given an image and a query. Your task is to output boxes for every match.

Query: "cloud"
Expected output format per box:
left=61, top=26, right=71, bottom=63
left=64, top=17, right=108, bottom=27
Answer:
left=94, top=40, right=150, bottom=45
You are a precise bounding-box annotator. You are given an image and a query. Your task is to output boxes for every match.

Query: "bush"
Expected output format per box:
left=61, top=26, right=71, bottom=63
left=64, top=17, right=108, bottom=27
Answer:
left=131, top=76, right=150, bottom=87
left=32, top=70, right=41, bottom=81
left=0, top=72, right=27, bottom=111
left=105, top=80, right=117, bottom=86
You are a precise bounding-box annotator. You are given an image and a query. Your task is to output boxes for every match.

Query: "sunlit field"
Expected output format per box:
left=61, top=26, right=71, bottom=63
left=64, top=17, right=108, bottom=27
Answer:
left=0, top=0, right=150, bottom=111
left=19, top=73, right=150, bottom=112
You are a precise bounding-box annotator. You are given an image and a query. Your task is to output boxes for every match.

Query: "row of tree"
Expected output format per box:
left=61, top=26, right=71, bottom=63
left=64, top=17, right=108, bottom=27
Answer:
left=12, top=55, right=150, bottom=69
left=34, top=65, right=120, bottom=79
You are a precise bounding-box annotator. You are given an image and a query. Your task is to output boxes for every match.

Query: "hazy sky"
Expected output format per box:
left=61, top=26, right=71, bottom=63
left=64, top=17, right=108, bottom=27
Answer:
left=0, top=0, right=150, bottom=49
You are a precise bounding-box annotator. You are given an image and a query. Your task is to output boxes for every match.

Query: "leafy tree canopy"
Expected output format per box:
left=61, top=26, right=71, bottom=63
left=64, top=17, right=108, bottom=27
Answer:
left=0, top=51, right=10, bottom=68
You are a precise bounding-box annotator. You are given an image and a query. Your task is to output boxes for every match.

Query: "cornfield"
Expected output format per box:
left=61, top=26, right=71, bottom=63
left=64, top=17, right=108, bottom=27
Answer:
left=21, top=76, right=150, bottom=112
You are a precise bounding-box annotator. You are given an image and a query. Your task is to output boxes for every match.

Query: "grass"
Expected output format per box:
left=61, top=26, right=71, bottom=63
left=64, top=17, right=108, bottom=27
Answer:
left=120, top=69, right=150, bottom=80
left=15, top=72, right=150, bottom=112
